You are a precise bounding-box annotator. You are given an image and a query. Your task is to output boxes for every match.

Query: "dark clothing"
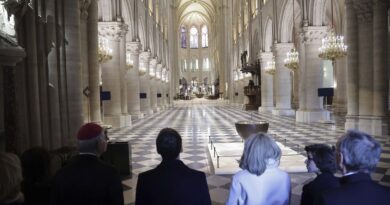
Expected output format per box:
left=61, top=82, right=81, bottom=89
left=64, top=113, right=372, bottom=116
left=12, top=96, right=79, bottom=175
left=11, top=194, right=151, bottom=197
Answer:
left=22, top=179, right=51, bottom=205
left=300, top=172, right=340, bottom=205
left=50, top=154, right=123, bottom=205
left=135, top=159, right=212, bottom=205
left=317, top=172, right=390, bottom=205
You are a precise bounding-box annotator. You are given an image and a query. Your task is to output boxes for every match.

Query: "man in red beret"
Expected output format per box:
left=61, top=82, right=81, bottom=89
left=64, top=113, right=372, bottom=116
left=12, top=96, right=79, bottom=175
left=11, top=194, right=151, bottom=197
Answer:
left=50, top=123, right=124, bottom=205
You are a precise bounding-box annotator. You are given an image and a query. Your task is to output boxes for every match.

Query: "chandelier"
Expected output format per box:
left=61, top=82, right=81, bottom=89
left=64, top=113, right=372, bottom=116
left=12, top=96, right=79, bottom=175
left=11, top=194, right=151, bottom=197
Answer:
left=126, top=53, right=133, bottom=69
left=318, top=0, right=347, bottom=61
left=98, top=37, right=113, bottom=63
left=284, top=48, right=299, bottom=70
left=265, top=58, right=276, bottom=75
left=139, top=62, right=147, bottom=75
left=284, top=0, right=299, bottom=70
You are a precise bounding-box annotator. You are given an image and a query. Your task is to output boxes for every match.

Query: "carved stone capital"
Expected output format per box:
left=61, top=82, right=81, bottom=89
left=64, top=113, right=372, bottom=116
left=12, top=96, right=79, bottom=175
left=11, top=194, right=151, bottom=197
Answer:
left=126, top=41, right=141, bottom=54
left=79, top=0, right=91, bottom=20
left=258, top=52, right=273, bottom=62
left=149, top=58, right=157, bottom=67
left=353, top=0, right=373, bottom=24
left=98, top=22, right=128, bottom=40
left=272, top=43, right=294, bottom=55
left=139, top=51, right=151, bottom=62
left=302, top=26, right=327, bottom=44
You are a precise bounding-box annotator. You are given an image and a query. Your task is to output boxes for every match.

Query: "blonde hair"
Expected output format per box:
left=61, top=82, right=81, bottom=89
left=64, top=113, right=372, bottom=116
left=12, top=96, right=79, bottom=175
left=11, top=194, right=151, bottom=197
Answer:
left=0, top=153, right=23, bottom=203
left=239, top=133, right=281, bottom=176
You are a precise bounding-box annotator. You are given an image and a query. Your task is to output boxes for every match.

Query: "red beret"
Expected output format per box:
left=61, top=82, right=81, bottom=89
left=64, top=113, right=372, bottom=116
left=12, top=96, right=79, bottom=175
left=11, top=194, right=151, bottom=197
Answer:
left=77, top=123, right=103, bottom=140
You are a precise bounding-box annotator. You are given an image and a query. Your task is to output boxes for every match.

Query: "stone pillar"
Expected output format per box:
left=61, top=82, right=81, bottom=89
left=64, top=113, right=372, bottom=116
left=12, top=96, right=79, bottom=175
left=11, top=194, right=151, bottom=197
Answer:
left=356, top=1, right=374, bottom=133
left=345, top=0, right=359, bottom=130
left=139, top=51, right=153, bottom=115
left=258, top=52, right=274, bottom=112
left=119, top=26, right=132, bottom=126
left=333, top=58, right=347, bottom=115
left=149, top=58, right=158, bottom=112
left=98, top=22, right=129, bottom=128
left=156, top=63, right=163, bottom=110
left=80, top=0, right=91, bottom=123
left=127, top=41, right=144, bottom=119
left=87, top=0, right=101, bottom=124
left=272, top=43, right=295, bottom=116
left=65, top=0, right=84, bottom=143
left=371, top=0, right=388, bottom=135
left=296, top=26, right=330, bottom=122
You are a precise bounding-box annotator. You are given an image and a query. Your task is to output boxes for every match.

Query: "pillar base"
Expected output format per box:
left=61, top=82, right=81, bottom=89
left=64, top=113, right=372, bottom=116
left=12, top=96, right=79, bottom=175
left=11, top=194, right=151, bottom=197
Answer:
left=345, top=115, right=359, bottom=131
left=272, top=108, right=295, bottom=116
left=142, top=109, right=154, bottom=116
left=103, top=114, right=131, bottom=128
left=296, top=109, right=330, bottom=123
left=153, top=107, right=160, bottom=113
left=258, top=106, right=274, bottom=113
left=345, top=115, right=388, bottom=136
left=130, top=112, right=144, bottom=120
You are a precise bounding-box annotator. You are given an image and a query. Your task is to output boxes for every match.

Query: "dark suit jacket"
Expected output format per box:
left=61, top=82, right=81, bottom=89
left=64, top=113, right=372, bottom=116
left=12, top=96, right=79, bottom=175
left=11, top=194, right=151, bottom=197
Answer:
left=50, top=154, right=124, bottom=205
left=135, top=159, right=212, bottom=205
left=300, top=172, right=340, bottom=205
left=318, top=172, right=390, bottom=205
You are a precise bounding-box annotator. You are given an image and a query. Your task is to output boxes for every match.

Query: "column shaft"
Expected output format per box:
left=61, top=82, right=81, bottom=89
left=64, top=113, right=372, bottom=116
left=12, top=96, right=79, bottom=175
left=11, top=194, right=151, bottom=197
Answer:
left=127, top=42, right=143, bottom=119
left=139, top=52, right=153, bottom=115
left=258, top=52, right=274, bottom=112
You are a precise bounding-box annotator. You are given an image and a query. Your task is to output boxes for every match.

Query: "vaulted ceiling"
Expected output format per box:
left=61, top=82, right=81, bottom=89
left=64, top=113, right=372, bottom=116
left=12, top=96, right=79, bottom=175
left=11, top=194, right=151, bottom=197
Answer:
left=177, top=0, right=217, bottom=26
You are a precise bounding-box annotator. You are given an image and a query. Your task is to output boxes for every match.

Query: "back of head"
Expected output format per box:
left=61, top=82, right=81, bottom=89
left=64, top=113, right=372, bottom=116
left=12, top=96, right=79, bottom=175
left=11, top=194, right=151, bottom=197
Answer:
left=338, top=130, right=381, bottom=173
left=0, top=152, right=23, bottom=203
left=77, top=123, right=105, bottom=154
left=21, top=147, right=51, bottom=183
left=305, top=144, right=337, bottom=173
left=239, top=133, right=281, bottom=176
left=156, top=128, right=182, bottom=160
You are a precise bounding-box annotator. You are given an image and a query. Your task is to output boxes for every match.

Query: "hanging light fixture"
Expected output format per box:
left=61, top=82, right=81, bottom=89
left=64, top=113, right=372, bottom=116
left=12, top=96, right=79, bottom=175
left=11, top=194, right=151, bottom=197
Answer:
left=265, top=57, right=276, bottom=75
left=318, top=0, right=347, bottom=61
left=284, top=0, right=299, bottom=70
left=126, top=52, right=133, bottom=69
left=98, top=37, right=113, bottom=63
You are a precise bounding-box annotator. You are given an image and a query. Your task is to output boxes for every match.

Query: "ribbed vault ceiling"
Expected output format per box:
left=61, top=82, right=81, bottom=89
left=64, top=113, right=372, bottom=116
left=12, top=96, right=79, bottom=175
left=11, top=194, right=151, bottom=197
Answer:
left=177, top=0, right=216, bottom=26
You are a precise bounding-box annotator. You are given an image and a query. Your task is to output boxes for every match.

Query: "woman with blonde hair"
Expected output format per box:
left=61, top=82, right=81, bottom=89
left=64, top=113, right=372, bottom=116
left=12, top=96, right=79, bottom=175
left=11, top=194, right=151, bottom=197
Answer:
left=226, top=133, right=290, bottom=205
left=0, top=152, right=24, bottom=205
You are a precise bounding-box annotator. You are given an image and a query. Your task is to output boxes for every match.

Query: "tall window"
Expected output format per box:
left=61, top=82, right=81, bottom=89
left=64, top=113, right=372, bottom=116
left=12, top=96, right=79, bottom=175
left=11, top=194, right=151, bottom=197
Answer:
left=203, top=58, right=209, bottom=71
left=182, top=59, right=187, bottom=72
left=190, top=26, right=198, bottom=48
left=201, top=25, right=208, bottom=47
left=181, top=26, right=187, bottom=48
left=195, top=59, right=199, bottom=70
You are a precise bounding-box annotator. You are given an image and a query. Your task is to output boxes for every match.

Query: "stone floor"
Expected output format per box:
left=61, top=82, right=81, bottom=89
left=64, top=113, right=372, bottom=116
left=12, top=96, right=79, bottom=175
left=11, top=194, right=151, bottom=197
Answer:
left=108, top=102, right=390, bottom=205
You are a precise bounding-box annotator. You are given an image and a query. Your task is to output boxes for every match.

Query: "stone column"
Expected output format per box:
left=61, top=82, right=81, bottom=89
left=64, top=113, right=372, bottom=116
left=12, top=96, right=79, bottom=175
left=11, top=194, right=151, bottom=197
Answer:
left=119, top=26, right=132, bottom=126
left=65, top=0, right=84, bottom=143
left=87, top=0, right=101, bottom=124
left=258, top=52, right=274, bottom=112
left=156, top=63, right=163, bottom=110
left=80, top=0, right=91, bottom=123
left=345, top=0, right=359, bottom=130
left=371, top=0, right=388, bottom=135
left=139, top=51, right=153, bottom=115
left=127, top=42, right=144, bottom=119
left=149, top=58, right=158, bottom=112
left=356, top=1, right=374, bottom=133
left=296, top=26, right=330, bottom=122
left=98, top=22, right=129, bottom=128
left=272, top=43, right=295, bottom=116
left=333, top=58, right=347, bottom=115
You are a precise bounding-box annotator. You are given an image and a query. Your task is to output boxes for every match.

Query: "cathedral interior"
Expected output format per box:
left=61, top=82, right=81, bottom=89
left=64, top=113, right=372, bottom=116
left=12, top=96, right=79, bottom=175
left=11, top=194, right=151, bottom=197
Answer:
left=1, top=0, right=390, bottom=204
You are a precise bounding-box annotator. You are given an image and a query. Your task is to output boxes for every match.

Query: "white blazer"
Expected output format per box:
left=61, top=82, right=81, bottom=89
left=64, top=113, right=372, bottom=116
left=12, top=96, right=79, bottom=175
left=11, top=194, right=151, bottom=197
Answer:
left=226, top=167, right=291, bottom=205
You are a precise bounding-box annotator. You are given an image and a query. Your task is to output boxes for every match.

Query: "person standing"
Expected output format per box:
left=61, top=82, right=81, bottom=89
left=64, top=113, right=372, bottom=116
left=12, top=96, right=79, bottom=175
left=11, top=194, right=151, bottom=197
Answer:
left=50, top=123, right=124, bottom=205
left=135, top=128, right=211, bottom=205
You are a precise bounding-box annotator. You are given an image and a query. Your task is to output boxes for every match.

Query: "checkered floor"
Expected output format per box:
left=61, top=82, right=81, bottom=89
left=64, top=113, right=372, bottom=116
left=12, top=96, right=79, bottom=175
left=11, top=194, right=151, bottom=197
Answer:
left=108, top=103, right=390, bottom=205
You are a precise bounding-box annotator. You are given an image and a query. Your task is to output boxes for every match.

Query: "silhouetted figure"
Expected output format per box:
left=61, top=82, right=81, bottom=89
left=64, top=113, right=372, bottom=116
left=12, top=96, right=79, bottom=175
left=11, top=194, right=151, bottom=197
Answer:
left=0, top=152, right=24, bottom=205
left=317, top=130, right=390, bottom=205
left=50, top=123, right=123, bottom=205
left=300, top=144, right=339, bottom=205
left=135, top=128, right=211, bottom=205
left=21, top=147, right=52, bottom=205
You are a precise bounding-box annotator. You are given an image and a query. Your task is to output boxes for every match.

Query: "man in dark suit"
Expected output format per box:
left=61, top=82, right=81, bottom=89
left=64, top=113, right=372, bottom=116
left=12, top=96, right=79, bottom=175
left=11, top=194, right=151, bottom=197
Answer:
left=300, top=144, right=339, bottom=205
left=135, top=128, right=211, bottom=205
left=317, top=130, right=390, bottom=205
left=50, top=123, right=124, bottom=205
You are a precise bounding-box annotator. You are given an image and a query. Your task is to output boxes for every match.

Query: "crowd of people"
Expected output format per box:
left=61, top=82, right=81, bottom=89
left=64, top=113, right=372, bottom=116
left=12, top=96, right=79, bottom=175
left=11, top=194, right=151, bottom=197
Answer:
left=1, top=123, right=390, bottom=205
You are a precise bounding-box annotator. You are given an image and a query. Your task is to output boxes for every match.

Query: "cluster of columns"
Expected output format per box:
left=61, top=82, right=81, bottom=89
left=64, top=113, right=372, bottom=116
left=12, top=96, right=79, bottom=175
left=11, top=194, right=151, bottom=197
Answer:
left=345, top=0, right=389, bottom=135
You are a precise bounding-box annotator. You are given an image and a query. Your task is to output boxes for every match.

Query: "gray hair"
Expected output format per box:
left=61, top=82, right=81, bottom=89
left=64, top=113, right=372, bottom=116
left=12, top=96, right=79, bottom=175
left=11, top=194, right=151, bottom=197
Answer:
left=77, top=132, right=104, bottom=154
left=338, top=130, right=381, bottom=173
left=239, top=133, right=281, bottom=176
left=0, top=152, right=23, bottom=203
